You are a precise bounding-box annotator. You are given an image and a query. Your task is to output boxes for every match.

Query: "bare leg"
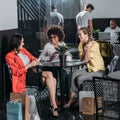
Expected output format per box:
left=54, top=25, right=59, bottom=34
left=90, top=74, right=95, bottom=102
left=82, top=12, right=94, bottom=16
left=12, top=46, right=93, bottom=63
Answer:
left=42, top=71, right=58, bottom=116
left=64, top=92, right=76, bottom=107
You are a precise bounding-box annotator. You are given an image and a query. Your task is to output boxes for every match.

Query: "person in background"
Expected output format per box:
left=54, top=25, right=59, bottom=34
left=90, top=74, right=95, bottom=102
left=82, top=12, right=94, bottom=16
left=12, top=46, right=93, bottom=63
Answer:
left=5, top=33, right=59, bottom=117
left=104, top=19, right=120, bottom=43
left=64, top=27, right=105, bottom=108
left=50, top=5, right=64, bottom=29
left=76, top=4, right=94, bottom=34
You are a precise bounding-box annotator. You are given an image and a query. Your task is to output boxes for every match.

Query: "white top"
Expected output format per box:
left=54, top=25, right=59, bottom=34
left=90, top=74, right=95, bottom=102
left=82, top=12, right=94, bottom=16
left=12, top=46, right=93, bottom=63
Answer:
left=76, top=11, right=92, bottom=30
left=50, top=11, right=64, bottom=26
left=104, top=26, right=120, bottom=43
left=17, top=52, right=30, bottom=66
left=39, top=41, right=66, bottom=61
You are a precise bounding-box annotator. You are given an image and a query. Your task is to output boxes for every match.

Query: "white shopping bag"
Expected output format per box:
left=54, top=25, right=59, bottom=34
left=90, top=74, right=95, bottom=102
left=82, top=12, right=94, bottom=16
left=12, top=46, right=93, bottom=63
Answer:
left=79, top=91, right=94, bottom=112
left=28, top=95, right=40, bottom=120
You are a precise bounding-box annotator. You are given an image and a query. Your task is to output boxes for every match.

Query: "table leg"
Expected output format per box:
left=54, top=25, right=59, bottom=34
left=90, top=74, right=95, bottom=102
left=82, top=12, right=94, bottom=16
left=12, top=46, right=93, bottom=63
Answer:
left=59, top=66, right=65, bottom=106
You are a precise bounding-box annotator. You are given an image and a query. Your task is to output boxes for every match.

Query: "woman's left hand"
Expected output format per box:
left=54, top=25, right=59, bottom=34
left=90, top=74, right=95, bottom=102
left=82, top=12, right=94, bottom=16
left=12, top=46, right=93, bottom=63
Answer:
left=30, top=60, right=40, bottom=67
left=50, top=53, right=57, bottom=60
left=84, top=41, right=93, bottom=51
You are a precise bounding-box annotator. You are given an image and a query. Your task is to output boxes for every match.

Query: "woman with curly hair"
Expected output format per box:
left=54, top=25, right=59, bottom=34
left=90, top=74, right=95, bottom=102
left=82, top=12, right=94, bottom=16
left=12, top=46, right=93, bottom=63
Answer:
left=39, top=25, right=66, bottom=60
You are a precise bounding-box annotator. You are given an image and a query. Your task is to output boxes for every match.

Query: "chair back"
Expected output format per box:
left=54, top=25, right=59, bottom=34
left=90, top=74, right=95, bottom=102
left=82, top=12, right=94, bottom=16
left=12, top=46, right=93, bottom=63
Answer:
left=93, top=77, right=120, bottom=120
left=105, top=55, right=120, bottom=75
left=3, top=63, right=12, bottom=102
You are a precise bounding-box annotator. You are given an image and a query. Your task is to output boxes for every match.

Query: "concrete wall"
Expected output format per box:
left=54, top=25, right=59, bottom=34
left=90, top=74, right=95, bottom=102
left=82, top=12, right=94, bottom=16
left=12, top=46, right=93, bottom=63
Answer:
left=0, top=0, right=18, bottom=106
left=51, top=0, right=80, bottom=19
left=80, top=0, right=120, bottom=18
left=0, top=0, right=18, bottom=31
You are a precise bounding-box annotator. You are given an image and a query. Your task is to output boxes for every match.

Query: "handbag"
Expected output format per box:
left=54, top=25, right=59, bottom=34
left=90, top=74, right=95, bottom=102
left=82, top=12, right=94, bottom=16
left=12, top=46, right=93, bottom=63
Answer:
left=10, top=92, right=30, bottom=120
left=28, top=95, right=40, bottom=120
left=7, top=100, right=23, bottom=120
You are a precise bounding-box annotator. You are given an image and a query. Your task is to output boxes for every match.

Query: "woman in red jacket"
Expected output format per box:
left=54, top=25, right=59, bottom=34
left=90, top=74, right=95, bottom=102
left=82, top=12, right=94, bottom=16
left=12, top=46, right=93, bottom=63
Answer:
left=5, top=33, right=59, bottom=117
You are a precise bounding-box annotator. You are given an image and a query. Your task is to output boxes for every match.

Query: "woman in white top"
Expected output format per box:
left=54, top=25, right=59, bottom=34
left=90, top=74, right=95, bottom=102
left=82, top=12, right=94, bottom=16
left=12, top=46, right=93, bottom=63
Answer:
left=39, top=25, right=66, bottom=61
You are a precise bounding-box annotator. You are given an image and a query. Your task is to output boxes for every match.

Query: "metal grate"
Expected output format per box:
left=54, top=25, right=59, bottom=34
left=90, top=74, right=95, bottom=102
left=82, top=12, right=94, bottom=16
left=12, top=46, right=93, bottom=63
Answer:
left=82, top=80, right=103, bottom=97
left=93, top=77, right=120, bottom=120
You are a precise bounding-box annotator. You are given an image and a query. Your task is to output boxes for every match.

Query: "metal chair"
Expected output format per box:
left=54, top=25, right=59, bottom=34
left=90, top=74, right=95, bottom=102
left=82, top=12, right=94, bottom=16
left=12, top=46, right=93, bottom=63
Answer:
left=2, top=63, right=12, bottom=118
left=3, top=63, right=12, bottom=103
left=3, top=63, right=47, bottom=101
left=3, top=63, right=48, bottom=119
left=82, top=55, right=120, bottom=92
left=93, top=76, right=120, bottom=120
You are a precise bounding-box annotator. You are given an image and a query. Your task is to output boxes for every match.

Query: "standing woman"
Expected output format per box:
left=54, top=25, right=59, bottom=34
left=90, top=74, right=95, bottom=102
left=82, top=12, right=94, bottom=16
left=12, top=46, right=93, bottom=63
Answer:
left=64, top=27, right=105, bottom=108
left=5, top=33, right=59, bottom=117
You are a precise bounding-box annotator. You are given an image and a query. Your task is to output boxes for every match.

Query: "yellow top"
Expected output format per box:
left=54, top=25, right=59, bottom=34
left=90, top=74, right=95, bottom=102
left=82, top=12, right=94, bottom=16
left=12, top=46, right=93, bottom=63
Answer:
left=78, top=41, right=105, bottom=72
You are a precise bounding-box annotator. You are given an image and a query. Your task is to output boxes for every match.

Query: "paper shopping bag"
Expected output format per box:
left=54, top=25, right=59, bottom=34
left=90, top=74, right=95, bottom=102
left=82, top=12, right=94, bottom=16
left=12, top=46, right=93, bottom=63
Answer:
left=82, top=97, right=95, bottom=115
left=7, top=100, right=23, bottom=120
left=96, top=97, right=103, bottom=113
left=81, top=97, right=103, bottom=115
left=10, top=92, right=30, bottom=120
left=28, top=95, right=40, bottom=120
left=79, top=91, right=94, bottom=112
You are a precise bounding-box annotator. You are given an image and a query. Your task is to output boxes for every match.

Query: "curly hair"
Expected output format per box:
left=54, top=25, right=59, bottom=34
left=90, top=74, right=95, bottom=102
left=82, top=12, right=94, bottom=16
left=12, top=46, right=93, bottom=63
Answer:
left=47, top=25, right=65, bottom=41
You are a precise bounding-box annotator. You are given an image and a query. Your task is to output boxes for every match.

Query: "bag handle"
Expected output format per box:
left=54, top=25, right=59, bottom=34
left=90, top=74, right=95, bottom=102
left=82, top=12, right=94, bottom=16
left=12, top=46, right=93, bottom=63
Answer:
left=11, top=99, right=22, bottom=103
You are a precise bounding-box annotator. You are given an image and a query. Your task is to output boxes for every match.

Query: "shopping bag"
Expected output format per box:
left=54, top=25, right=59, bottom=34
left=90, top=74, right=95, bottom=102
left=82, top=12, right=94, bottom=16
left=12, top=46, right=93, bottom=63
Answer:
left=82, top=97, right=103, bottom=115
left=82, top=97, right=95, bottom=115
left=79, top=91, right=94, bottom=112
left=10, top=92, right=30, bottom=120
left=7, top=100, right=23, bottom=120
left=28, top=95, right=40, bottom=120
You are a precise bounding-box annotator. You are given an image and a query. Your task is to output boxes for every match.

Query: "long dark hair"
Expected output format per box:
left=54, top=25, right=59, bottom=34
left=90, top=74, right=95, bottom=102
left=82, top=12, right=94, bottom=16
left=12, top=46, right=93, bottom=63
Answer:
left=9, top=33, right=23, bottom=53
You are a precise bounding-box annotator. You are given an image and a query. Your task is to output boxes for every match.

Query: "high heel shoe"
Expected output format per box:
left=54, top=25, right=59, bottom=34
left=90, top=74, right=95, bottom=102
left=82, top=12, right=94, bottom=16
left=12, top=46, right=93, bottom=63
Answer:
left=49, top=106, right=59, bottom=117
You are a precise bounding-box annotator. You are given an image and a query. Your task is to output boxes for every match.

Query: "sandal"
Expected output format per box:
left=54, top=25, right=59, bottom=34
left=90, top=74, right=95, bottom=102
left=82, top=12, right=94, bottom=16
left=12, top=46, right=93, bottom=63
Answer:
left=63, top=98, right=78, bottom=109
left=49, top=106, right=59, bottom=117
left=63, top=104, right=70, bottom=109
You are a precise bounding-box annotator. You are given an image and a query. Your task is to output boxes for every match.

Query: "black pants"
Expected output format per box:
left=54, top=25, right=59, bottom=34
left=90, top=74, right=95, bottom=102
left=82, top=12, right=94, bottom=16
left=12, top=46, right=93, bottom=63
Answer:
left=26, top=68, right=44, bottom=89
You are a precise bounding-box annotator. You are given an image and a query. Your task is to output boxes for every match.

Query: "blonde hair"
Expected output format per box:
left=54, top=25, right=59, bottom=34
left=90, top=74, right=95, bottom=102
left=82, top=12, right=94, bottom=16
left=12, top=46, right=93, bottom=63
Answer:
left=79, top=27, right=93, bottom=42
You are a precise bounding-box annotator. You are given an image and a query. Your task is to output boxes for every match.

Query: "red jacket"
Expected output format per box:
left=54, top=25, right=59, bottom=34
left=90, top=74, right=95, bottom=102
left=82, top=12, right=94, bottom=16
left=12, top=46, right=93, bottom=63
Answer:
left=5, top=48, right=37, bottom=93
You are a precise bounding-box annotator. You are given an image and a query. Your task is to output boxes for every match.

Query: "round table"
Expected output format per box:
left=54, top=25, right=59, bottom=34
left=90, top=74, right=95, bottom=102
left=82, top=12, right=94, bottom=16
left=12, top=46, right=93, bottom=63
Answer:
left=108, top=71, right=120, bottom=79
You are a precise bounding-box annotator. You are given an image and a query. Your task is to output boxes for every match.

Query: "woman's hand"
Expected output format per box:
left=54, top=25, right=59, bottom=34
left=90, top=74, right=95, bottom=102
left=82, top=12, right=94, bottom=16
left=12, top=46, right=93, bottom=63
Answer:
left=84, top=41, right=93, bottom=51
left=30, top=60, right=40, bottom=67
left=83, top=41, right=94, bottom=62
left=26, top=60, right=40, bottom=70
left=50, top=53, right=58, bottom=60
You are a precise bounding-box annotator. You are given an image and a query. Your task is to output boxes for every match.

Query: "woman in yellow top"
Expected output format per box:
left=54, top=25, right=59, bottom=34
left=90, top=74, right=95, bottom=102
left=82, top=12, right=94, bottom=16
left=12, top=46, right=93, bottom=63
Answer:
left=64, top=27, right=105, bottom=108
